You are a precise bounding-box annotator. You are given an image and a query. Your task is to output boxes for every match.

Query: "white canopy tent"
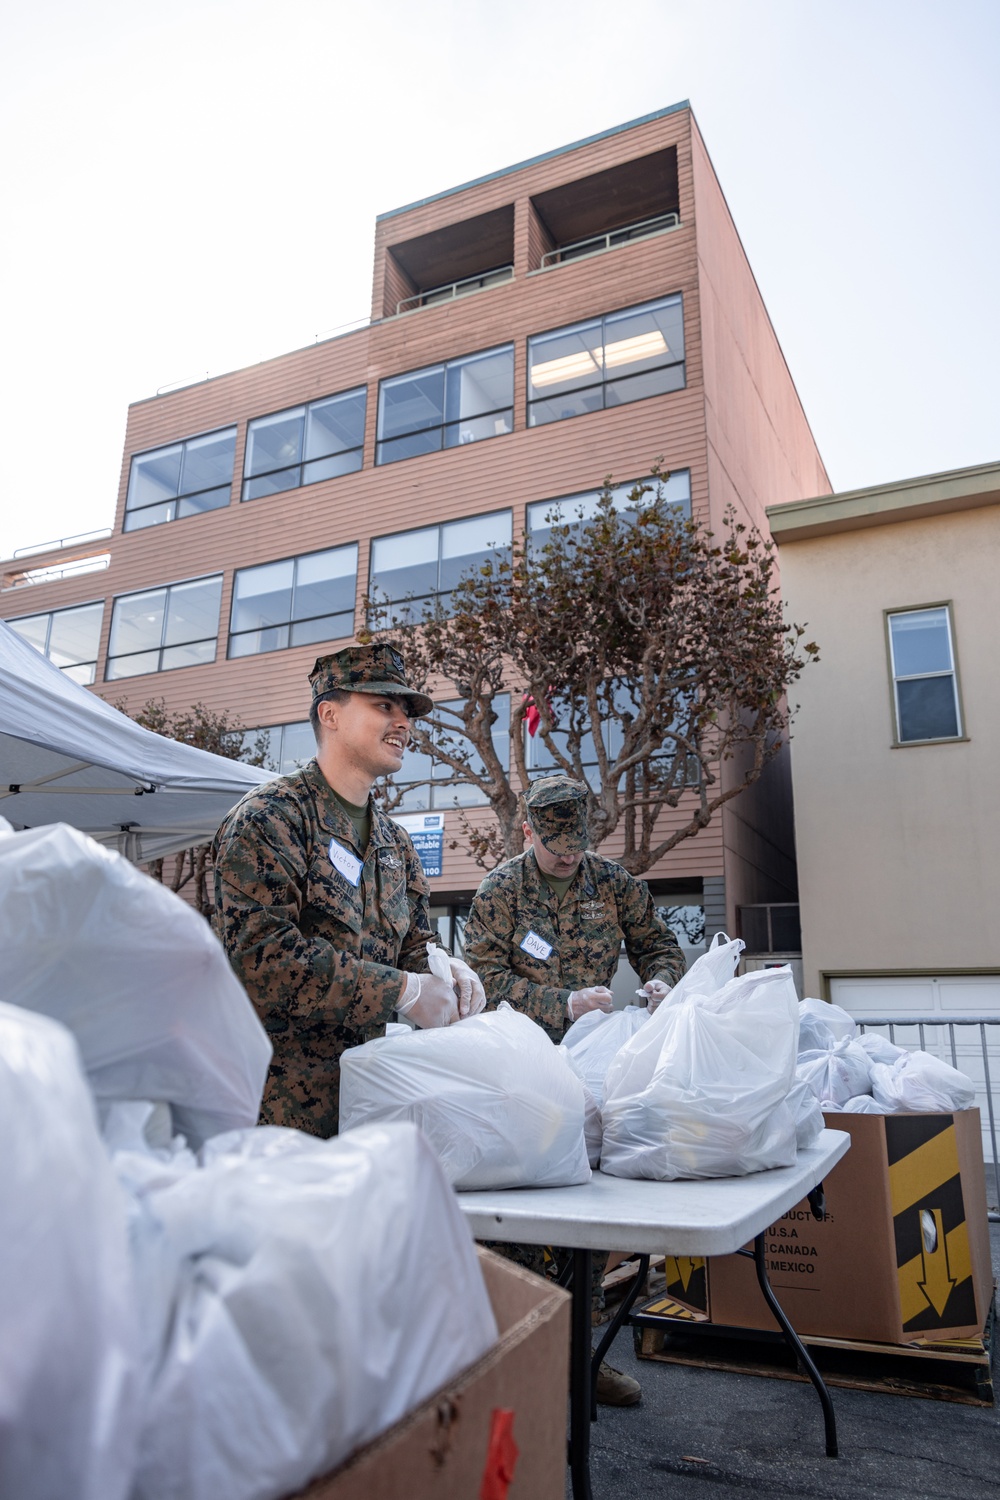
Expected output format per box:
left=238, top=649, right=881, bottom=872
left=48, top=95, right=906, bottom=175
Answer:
left=0, top=620, right=274, bottom=861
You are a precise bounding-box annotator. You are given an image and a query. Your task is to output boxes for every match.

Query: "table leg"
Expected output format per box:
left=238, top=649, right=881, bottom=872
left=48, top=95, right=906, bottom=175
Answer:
left=569, top=1247, right=594, bottom=1500
left=590, top=1254, right=651, bottom=1419
left=750, top=1233, right=839, bottom=1458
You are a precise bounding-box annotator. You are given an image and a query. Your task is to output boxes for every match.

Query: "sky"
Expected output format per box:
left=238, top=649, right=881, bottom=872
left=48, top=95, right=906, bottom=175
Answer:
left=1, top=0, right=997, bottom=560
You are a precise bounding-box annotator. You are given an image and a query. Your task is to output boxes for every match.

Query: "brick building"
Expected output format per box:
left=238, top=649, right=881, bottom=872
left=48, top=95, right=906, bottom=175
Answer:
left=0, top=102, right=830, bottom=955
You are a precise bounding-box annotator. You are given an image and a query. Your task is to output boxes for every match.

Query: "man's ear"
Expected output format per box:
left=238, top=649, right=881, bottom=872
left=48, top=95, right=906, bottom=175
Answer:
left=318, top=699, right=339, bottom=734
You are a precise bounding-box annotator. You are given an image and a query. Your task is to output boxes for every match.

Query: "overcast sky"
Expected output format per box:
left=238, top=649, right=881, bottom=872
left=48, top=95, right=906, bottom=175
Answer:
left=1, top=0, right=996, bottom=559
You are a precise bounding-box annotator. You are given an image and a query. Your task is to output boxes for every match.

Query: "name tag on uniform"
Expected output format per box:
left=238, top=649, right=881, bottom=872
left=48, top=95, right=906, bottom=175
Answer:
left=329, top=839, right=362, bottom=887
left=520, top=930, right=553, bottom=962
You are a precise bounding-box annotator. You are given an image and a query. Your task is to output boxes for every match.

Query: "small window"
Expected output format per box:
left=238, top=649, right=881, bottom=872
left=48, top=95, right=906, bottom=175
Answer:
left=527, top=295, right=684, bottom=427
left=8, top=600, right=104, bottom=685
left=526, top=470, right=691, bottom=551
left=106, top=575, right=222, bottom=679
left=887, top=605, right=963, bottom=743
left=243, top=388, right=366, bottom=502
left=247, top=720, right=315, bottom=776
left=369, top=511, right=512, bottom=623
left=376, top=346, right=514, bottom=465
left=125, top=428, right=236, bottom=531
left=392, top=695, right=511, bottom=811
left=229, top=544, right=358, bottom=658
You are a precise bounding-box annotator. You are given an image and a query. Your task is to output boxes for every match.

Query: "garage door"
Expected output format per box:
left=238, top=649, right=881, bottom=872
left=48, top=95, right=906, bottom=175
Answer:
left=830, top=975, right=1000, bottom=1168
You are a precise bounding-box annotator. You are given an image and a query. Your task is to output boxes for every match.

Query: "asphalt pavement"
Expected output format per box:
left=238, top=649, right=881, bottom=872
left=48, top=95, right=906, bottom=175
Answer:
left=580, top=1225, right=1000, bottom=1500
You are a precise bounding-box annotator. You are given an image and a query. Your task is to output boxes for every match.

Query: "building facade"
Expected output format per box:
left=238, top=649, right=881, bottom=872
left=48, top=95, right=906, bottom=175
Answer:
left=0, top=103, right=829, bottom=953
left=767, top=460, right=1000, bottom=1007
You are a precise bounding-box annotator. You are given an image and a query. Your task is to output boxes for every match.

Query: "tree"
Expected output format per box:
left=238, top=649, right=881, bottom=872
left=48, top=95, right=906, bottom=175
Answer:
left=113, top=698, right=271, bottom=915
left=362, top=469, right=818, bottom=875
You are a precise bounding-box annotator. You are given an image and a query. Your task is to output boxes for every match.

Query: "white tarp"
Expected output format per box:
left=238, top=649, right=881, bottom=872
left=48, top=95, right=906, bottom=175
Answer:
left=0, top=620, right=272, bottom=861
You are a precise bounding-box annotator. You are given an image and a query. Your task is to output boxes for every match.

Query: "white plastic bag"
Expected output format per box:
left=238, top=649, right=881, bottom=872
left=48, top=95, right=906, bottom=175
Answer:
left=560, top=1005, right=651, bottom=1103
left=837, top=1095, right=894, bottom=1114
left=128, top=1122, right=497, bottom=1500
left=795, top=1038, right=873, bottom=1106
left=871, top=1052, right=976, bottom=1112
left=600, top=966, right=800, bottom=1181
left=798, top=997, right=858, bottom=1052
left=339, top=1003, right=591, bottom=1189
left=0, top=1003, right=141, bottom=1500
left=786, top=1077, right=825, bottom=1148
left=856, top=1032, right=906, bottom=1065
left=0, top=823, right=272, bottom=1146
left=660, top=931, right=744, bottom=1010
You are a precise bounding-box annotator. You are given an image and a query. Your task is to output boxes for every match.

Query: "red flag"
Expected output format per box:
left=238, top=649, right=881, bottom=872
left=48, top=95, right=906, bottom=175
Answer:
left=523, top=692, right=541, bottom=737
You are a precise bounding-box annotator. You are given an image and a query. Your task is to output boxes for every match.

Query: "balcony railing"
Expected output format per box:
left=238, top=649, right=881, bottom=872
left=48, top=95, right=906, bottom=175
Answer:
left=12, top=527, right=112, bottom=560
left=396, top=265, right=513, bottom=316
left=539, top=211, right=681, bottom=269
left=1, top=553, right=111, bottom=592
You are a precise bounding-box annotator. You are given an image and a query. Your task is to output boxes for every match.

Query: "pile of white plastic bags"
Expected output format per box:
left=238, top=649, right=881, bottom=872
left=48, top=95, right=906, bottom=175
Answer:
left=794, top=997, right=976, bottom=1113
left=0, top=822, right=498, bottom=1500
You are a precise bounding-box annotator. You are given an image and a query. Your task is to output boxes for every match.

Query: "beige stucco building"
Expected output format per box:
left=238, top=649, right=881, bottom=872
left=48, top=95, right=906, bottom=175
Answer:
left=768, top=460, right=1000, bottom=1025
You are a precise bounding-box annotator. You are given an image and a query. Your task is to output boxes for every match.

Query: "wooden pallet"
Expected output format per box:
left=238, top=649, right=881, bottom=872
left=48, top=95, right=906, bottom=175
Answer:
left=632, top=1295, right=995, bottom=1407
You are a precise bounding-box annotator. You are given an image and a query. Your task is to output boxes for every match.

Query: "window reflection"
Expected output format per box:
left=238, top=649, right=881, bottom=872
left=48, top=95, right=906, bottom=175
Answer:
left=229, top=544, right=357, bottom=657
left=106, top=576, right=222, bottom=679
left=528, top=296, right=684, bottom=427
left=369, top=511, right=511, bottom=623
left=376, top=347, right=514, bottom=465
left=125, top=428, right=236, bottom=530
left=243, top=389, right=366, bottom=501
left=8, top=601, right=104, bottom=686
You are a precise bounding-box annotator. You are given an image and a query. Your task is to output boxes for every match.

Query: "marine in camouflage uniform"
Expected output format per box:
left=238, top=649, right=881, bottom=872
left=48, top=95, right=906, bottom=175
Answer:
left=468, top=776, right=685, bottom=1378
left=463, top=777, right=685, bottom=1041
left=213, top=645, right=436, bottom=1139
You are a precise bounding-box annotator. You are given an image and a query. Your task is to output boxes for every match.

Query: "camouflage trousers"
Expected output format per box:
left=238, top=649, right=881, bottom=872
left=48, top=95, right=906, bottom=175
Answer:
left=480, top=1240, right=607, bottom=1313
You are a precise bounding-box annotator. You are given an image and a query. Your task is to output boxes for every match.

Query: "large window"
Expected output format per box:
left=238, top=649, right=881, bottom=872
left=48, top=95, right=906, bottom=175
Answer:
left=228, top=545, right=357, bottom=658
left=248, top=721, right=315, bottom=776
left=125, top=428, right=236, bottom=531
left=242, top=388, right=366, bottom=502
left=525, top=684, right=697, bottom=790
left=526, top=470, right=691, bottom=549
left=376, top=345, right=513, bottom=465
left=8, top=601, right=104, bottom=685
left=106, top=575, right=222, bottom=680
left=887, top=605, right=963, bottom=744
left=527, top=295, right=684, bottom=427
left=369, top=510, right=512, bottom=624
left=393, top=696, right=511, bottom=812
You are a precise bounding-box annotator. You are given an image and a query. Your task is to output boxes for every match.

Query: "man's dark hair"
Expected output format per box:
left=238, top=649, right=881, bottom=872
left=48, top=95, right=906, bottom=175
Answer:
left=310, top=688, right=350, bottom=740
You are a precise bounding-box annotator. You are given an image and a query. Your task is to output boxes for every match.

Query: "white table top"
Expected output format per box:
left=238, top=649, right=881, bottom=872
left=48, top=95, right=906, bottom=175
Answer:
left=457, top=1129, right=850, bottom=1256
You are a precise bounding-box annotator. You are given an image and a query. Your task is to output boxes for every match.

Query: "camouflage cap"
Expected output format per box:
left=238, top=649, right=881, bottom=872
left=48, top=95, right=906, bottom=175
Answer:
left=524, top=774, right=589, bottom=856
left=309, top=643, right=434, bottom=717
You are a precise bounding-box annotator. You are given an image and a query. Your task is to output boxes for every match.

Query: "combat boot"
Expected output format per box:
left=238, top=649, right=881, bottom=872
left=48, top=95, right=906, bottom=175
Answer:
left=595, top=1361, right=641, bottom=1406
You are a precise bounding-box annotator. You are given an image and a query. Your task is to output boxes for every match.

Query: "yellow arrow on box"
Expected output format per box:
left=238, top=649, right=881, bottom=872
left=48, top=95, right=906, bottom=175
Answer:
left=917, top=1208, right=958, bottom=1317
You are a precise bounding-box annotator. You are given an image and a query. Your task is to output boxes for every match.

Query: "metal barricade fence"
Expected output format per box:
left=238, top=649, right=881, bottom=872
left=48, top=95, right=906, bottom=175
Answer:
left=855, top=1016, right=1000, bottom=1222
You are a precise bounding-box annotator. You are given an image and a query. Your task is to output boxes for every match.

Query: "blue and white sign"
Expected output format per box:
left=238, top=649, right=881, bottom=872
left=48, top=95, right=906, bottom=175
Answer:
left=392, top=811, right=445, bottom=878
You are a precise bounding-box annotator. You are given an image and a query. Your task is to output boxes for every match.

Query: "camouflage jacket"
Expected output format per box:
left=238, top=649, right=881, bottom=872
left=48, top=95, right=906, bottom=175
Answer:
left=463, top=849, right=685, bottom=1040
left=212, top=758, right=433, bottom=1137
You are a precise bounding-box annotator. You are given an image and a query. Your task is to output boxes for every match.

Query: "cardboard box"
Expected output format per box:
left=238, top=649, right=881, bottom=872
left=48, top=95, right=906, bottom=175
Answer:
left=289, top=1249, right=570, bottom=1499
left=708, top=1110, right=994, bottom=1344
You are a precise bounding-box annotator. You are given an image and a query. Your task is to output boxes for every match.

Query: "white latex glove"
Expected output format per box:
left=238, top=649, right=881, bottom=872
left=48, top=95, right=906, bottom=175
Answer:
left=641, top=980, right=672, bottom=1012
left=566, top=986, right=614, bottom=1021
left=397, top=973, right=460, bottom=1028
left=448, top=956, right=487, bottom=1018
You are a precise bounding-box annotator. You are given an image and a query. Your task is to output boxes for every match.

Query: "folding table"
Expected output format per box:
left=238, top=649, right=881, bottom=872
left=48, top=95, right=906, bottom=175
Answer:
left=458, top=1129, right=851, bottom=1500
